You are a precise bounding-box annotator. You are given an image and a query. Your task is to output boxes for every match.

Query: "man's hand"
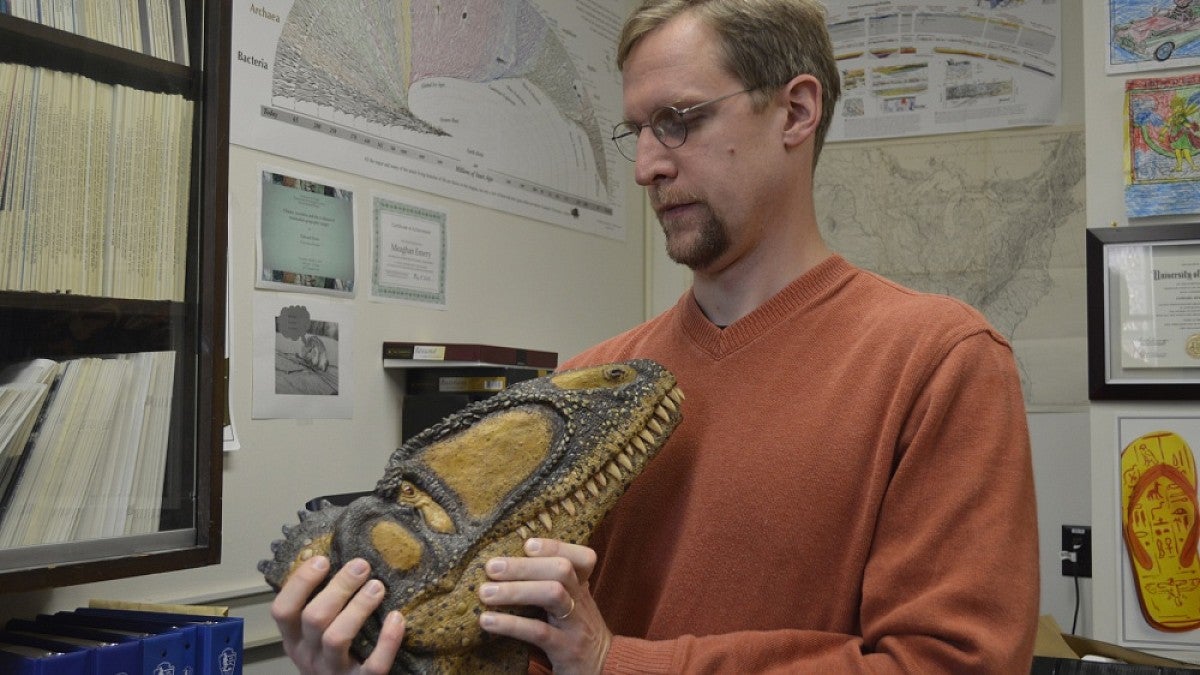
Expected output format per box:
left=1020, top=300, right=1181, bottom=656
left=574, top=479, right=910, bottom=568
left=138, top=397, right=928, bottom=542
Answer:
left=478, top=538, right=612, bottom=675
left=270, top=556, right=406, bottom=674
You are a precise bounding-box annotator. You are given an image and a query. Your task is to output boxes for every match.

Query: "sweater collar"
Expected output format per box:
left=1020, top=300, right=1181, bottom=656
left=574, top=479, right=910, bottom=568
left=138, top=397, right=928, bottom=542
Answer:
left=678, top=254, right=855, bottom=357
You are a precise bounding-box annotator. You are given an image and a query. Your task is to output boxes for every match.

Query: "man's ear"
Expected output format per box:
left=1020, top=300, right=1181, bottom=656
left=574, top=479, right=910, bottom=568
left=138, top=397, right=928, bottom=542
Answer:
left=780, top=74, right=822, bottom=149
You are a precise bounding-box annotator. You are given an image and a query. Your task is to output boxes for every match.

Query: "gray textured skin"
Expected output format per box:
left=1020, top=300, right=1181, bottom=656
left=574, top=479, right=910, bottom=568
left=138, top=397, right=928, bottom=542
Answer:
left=259, top=360, right=683, bottom=674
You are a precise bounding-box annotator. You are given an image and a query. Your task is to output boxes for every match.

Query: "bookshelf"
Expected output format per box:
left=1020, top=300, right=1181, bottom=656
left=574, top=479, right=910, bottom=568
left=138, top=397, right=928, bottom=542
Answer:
left=0, top=0, right=228, bottom=590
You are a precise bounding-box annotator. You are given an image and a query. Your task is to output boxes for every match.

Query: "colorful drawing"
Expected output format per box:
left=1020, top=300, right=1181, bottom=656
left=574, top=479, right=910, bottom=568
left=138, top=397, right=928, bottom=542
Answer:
left=1125, top=74, right=1200, bottom=217
left=1118, top=1, right=1200, bottom=60
left=1121, top=430, right=1200, bottom=632
left=1111, top=0, right=1200, bottom=73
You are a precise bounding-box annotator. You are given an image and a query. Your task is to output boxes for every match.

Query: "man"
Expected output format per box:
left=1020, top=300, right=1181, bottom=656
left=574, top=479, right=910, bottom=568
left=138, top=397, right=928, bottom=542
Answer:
left=1169, top=0, right=1196, bottom=21
left=271, top=1, right=1040, bottom=672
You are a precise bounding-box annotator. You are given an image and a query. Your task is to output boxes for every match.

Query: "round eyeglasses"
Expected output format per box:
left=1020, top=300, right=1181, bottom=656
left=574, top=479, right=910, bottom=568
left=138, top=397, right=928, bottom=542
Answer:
left=611, top=88, right=755, bottom=162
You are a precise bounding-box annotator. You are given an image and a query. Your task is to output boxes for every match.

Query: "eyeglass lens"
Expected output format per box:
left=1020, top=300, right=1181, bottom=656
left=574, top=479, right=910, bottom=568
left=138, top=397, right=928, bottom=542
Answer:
left=612, top=107, right=687, bottom=162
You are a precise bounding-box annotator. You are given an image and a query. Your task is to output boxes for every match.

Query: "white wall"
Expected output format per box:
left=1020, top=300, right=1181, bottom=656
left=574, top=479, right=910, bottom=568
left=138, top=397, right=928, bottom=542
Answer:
left=1042, top=0, right=1092, bottom=637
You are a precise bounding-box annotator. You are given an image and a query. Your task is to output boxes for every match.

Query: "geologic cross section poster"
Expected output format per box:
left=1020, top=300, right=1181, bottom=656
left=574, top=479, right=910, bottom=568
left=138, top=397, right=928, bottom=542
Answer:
left=230, top=0, right=628, bottom=240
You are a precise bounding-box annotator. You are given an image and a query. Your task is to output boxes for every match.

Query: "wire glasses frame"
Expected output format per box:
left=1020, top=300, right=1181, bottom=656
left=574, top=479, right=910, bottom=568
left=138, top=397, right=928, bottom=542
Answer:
left=611, top=88, right=755, bottom=162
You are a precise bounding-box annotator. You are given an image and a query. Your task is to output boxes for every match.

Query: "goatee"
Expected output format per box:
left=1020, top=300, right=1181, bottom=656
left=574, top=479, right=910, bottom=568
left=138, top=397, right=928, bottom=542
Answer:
left=651, top=186, right=730, bottom=270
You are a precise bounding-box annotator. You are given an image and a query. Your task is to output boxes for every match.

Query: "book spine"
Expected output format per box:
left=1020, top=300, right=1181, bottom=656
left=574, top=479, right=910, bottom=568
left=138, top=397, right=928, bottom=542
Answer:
left=381, top=342, right=558, bottom=368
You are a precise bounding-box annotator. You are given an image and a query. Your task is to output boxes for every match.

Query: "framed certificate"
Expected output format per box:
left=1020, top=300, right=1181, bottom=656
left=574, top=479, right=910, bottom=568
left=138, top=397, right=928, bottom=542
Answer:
left=1088, top=224, right=1200, bottom=399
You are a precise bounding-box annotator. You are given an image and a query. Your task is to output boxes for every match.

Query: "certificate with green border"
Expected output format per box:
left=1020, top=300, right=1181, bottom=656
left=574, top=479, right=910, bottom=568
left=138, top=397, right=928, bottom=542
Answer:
left=370, top=195, right=447, bottom=307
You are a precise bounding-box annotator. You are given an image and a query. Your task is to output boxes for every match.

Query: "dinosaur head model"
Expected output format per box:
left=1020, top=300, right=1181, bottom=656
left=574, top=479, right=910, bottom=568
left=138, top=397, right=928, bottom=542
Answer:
left=259, top=359, right=683, bottom=673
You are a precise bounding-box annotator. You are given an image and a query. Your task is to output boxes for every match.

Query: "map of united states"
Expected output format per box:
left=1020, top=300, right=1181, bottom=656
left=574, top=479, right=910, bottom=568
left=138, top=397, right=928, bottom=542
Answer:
left=815, top=128, right=1086, bottom=409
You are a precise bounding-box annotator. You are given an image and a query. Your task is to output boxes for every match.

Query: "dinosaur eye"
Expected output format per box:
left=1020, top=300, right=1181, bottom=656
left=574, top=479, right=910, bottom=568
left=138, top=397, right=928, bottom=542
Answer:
left=551, top=364, right=636, bottom=390
left=394, top=480, right=456, bottom=533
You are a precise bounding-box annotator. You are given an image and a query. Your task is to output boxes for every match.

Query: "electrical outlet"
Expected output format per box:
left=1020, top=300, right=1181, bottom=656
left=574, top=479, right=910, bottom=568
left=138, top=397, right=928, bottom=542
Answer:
left=1061, top=525, right=1092, bottom=577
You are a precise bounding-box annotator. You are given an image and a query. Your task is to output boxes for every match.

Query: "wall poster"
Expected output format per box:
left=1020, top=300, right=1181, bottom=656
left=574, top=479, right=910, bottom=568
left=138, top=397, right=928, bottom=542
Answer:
left=252, top=294, right=354, bottom=419
left=230, top=0, right=628, bottom=241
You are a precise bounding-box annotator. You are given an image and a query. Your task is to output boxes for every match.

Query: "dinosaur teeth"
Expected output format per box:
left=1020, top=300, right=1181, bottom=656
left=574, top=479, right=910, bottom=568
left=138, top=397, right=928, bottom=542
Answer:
left=548, top=390, right=680, bottom=518
left=605, top=462, right=622, bottom=480
left=514, top=394, right=682, bottom=543
left=617, top=451, right=634, bottom=472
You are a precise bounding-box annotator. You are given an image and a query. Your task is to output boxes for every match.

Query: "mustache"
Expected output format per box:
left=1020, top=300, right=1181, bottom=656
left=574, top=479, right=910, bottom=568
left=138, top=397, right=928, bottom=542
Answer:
left=649, top=186, right=701, bottom=211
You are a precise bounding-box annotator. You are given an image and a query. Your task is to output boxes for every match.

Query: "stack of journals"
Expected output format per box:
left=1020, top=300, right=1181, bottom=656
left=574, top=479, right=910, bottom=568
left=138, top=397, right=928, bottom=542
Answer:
left=0, top=61, right=194, bottom=300
left=0, top=351, right=176, bottom=547
left=1, top=605, right=243, bottom=674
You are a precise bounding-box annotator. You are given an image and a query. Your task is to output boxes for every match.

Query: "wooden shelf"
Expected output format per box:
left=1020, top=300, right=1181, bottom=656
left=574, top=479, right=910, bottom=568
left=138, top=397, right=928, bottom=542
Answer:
left=0, top=13, right=194, bottom=95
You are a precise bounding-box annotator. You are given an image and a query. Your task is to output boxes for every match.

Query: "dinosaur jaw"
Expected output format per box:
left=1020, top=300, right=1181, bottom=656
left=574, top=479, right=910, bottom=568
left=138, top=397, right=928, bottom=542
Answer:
left=505, top=382, right=684, bottom=542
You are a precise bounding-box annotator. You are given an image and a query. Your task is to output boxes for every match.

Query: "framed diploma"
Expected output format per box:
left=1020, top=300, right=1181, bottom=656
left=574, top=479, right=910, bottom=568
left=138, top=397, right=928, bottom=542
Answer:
left=1088, top=224, right=1200, bottom=399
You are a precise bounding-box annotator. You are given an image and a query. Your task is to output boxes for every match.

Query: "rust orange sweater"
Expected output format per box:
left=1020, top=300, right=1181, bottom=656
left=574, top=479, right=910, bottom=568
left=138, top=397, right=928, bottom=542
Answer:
left=561, top=255, right=1039, bottom=674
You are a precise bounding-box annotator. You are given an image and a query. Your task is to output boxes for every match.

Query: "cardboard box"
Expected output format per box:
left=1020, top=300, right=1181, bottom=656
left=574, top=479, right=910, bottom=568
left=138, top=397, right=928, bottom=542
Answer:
left=1033, top=615, right=1200, bottom=673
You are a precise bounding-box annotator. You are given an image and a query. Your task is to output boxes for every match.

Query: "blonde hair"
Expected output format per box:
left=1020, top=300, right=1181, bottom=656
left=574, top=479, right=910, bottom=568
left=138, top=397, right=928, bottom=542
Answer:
left=617, top=0, right=841, bottom=164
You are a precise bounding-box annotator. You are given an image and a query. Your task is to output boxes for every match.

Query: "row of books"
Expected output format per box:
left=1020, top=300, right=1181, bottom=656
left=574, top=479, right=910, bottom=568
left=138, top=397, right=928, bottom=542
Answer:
left=1, top=605, right=242, bottom=674
left=0, top=61, right=194, bottom=301
left=0, top=351, right=175, bottom=548
left=0, top=0, right=190, bottom=65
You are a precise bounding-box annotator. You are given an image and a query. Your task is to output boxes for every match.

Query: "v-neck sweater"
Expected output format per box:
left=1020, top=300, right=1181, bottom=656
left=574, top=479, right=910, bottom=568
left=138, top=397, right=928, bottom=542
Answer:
left=558, top=255, right=1039, bottom=674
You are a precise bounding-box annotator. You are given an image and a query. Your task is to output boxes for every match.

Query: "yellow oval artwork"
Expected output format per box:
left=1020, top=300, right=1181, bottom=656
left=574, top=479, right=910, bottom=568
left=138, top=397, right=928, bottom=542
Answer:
left=1121, top=430, right=1200, bottom=632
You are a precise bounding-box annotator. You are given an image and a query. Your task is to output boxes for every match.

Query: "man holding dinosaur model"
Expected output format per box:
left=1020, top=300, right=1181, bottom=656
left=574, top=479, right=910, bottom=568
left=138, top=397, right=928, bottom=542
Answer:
left=271, top=0, right=1039, bottom=672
